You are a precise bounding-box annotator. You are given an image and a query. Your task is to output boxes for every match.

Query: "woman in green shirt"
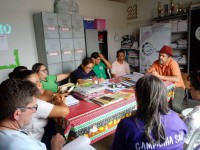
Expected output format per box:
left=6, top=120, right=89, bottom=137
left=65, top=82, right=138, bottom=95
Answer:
left=32, top=63, right=70, bottom=93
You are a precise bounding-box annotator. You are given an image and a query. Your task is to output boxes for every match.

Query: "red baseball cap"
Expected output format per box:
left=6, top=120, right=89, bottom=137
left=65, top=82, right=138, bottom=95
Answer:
left=159, top=45, right=173, bottom=56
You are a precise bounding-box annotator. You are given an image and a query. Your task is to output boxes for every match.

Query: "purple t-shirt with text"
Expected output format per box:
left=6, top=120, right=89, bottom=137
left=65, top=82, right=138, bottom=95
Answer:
left=111, top=110, right=188, bottom=150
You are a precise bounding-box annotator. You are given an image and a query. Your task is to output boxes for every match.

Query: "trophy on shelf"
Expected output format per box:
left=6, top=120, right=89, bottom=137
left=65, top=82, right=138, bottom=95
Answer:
left=177, top=1, right=183, bottom=14
left=169, top=0, right=175, bottom=15
left=157, top=1, right=163, bottom=17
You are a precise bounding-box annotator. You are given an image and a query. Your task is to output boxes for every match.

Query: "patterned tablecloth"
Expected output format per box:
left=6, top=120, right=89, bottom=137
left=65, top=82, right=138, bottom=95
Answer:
left=56, top=81, right=175, bottom=144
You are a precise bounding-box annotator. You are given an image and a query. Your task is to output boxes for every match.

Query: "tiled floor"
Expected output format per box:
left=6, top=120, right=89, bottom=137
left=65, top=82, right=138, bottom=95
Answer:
left=92, top=134, right=114, bottom=150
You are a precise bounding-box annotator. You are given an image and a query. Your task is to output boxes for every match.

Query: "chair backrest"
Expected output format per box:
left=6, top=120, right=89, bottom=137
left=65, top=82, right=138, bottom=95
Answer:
left=181, top=72, right=190, bottom=89
left=106, top=68, right=111, bottom=79
left=68, top=71, right=76, bottom=84
left=185, top=127, right=200, bottom=150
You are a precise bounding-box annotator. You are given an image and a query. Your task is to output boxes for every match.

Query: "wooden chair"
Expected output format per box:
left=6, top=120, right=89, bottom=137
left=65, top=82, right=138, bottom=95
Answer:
left=181, top=72, right=190, bottom=107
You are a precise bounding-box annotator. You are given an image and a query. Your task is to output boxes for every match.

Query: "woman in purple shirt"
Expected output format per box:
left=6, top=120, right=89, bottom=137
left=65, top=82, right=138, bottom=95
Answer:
left=111, top=74, right=188, bottom=150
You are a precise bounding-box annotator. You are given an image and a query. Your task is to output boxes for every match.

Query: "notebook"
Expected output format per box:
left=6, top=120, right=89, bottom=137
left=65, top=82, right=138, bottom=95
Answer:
left=73, top=84, right=105, bottom=95
left=65, top=95, right=79, bottom=106
left=121, top=72, right=144, bottom=87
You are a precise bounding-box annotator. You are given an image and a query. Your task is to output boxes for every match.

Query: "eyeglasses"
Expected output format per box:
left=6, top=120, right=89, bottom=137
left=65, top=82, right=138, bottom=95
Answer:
left=84, top=66, right=93, bottom=70
left=17, top=104, right=38, bottom=113
left=39, top=68, right=47, bottom=73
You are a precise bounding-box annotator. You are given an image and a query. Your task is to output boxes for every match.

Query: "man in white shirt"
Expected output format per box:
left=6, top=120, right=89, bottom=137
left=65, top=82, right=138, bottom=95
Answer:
left=111, top=49, right=130, bottom=77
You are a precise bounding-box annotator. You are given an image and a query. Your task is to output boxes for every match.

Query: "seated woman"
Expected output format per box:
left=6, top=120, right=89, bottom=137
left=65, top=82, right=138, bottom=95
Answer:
left=111, top=74, right=187, bottom=150
left=15, top=70, right=69, bottom=150
left=91, top=52, right=112, bottom=79
left=8, top=66, right=27, bottom=78
left=74, top=57, right=104, bottom=84
left=184, top=70, right=200, bottom=149
left=32, top=63, right=70, bottom=93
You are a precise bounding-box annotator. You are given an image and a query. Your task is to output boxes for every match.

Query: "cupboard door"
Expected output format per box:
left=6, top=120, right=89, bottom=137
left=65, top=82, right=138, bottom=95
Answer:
left=71, top=14, right=84, bottom=38
left=62, top=61, right=76, bottom=72
left=75, top=60, right=82, bottom=69
left=85, top=29, right=99, bottom=57
left=189, top=8, right=200, bottom=71
left=45, top=39, right=62, bottom=64
left=42, top=12, right=59, bottom=38
left=74, top=38, right=86, bottom=61
left=60, top=39, right=74, bottom=62
left=57, top=13, right=72, bottom=38
left=48, top=63, right=63, bottom=75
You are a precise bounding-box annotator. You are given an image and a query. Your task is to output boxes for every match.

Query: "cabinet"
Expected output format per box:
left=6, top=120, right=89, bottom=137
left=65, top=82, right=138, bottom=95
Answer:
left=33, top=12, right=86, bottom=75
left=153, top=13, right=189, bottom=73
left=85, top=29, right=108, bottom=59
left=189, top=6, right=200, bottom=72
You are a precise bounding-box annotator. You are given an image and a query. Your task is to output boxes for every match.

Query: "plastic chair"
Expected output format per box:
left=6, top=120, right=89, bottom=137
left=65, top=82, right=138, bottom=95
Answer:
left=185, top=127, right=200, bottom=150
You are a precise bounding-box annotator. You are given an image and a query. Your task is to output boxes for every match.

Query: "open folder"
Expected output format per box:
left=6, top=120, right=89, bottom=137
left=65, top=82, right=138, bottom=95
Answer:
left=62, top=136, right=95, bottom=150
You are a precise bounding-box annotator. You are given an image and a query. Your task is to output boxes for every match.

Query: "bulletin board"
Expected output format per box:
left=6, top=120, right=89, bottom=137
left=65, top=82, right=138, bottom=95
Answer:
left=0, top=24, right=20, bottom=70
left=0, top=49, right=20, bottom=70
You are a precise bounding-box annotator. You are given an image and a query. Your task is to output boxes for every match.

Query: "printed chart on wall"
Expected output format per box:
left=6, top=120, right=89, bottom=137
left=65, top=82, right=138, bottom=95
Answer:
left=0, top=24, right=20, bottom=70
left=0, top=49, right=20, bottom=70
left=139, top=23, right=171, bottom=73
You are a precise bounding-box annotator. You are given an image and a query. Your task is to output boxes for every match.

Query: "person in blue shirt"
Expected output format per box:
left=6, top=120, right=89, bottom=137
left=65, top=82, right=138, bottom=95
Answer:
left=74, top=57, right=104, bottom=84
left=0, top=79, right=65, bottom=150
left=111, top=74, right=188, bottom=150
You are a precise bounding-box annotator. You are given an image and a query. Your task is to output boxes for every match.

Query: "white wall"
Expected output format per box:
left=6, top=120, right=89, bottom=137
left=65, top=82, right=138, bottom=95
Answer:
left=0, top=0, right=126, bottom=82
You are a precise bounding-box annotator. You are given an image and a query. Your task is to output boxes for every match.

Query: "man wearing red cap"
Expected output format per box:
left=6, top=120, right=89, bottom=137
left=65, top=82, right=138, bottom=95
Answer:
left=146, top=45, right=185, bottom=113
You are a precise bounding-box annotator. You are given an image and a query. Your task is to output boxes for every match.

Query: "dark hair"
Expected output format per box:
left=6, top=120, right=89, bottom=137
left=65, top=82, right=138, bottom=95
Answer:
left=32, top=63, right=44, bottom=73
left=135, top=74, right=169, bottom=144
left=82, top=57, right=94, bottom=66
left=91, top=52, right=99, bottom=59
left=0, top=79, right=39, bottom=121
left=116, top=49, right=125, bottom=57
left=15, top=70, right=35, bottom=80
left=8, top=66, right=28, bottom=79
left=188, top=70, right=200, bottom=91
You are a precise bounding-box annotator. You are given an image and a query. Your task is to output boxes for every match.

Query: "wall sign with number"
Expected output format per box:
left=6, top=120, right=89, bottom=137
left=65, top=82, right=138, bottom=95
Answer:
left=0, top=24, right=12, bottom=34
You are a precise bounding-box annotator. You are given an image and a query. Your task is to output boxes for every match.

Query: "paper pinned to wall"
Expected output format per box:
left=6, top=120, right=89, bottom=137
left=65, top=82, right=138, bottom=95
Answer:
left=0, top=35, right=8, bottom=51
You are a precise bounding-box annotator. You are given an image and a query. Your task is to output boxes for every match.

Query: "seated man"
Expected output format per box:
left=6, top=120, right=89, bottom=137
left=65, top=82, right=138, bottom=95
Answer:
left=91, top=52, right=112, bottom=79
left=0, top=79, right=65, bottom=150
left=184, top=70, right=200, bottom=149
left=146, top=45, right=185, bottom=113
left=15, top=70, right=69, bottom=150
left=111, top=49, right=130, bottom=78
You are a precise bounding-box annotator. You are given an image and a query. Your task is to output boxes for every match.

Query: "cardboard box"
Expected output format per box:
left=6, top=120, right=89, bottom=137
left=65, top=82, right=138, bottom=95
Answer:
left=84, top=18, right=95, bottom=29
left=169, top=20, right=178, bottom=33
left=178, top=20, right=187, bottom=32
left=94, top=19, right=106, bottom=30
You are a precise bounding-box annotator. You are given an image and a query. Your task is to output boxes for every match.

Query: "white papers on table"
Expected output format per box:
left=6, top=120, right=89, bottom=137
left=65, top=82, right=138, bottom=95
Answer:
left=62, top=136, right=95, bottom=150
left=65, top=95, right=79, bottom=106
